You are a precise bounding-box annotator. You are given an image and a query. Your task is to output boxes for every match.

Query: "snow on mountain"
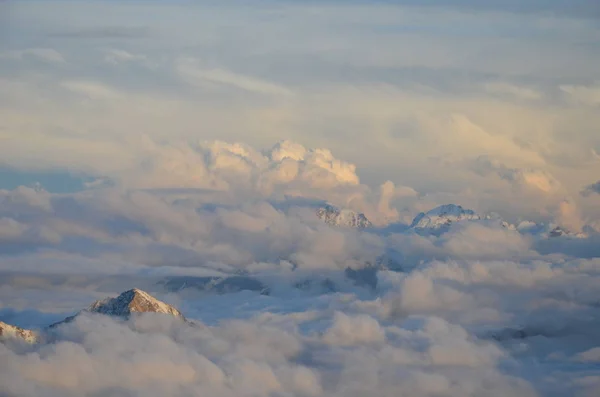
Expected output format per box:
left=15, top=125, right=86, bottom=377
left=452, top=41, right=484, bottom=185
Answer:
left=409, top=204, right=481, bottom=230
left=547, top=226, right=587, bottom=239
left=408, top=205, right=589, bottom=240
left=88, top=288, right=185, bottom=318
left=0, top=321, right=38, bottom=344
left=516, top=221, right=588, bottom=239
left=316, top=204, right=372, bottom=229
left=51, top=288, right=185, bottom=327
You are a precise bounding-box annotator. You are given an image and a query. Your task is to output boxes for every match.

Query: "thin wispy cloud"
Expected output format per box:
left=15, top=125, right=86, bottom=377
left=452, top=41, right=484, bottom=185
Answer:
left=0, top=48, right=65, bottom=63
left=177, top=58, right=294, bottom=97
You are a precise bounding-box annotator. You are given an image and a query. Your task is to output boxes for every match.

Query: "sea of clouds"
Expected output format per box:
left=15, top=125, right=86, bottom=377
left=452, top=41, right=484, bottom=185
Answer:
left=0, top=139, right=599, bottom=397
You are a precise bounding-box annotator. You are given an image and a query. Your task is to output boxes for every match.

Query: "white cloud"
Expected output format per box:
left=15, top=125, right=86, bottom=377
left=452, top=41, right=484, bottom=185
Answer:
left=128, top=139, right=364, bottom=203
left=103, top=49, right=147, bottom=65
left=561, top=83, right=600, bottom=106
left=322, top=312, right=386, bottom=346
left=575, top=347, right=600, bottom=363
left=0, top=48, right=65, bottom=63
left=483, top=82, right=542, bottom=100
left=177, top=58, right=294, bottom=97
left=61, top=80, right=121, bottom=99
left=557, top=199, right=585, bottom=233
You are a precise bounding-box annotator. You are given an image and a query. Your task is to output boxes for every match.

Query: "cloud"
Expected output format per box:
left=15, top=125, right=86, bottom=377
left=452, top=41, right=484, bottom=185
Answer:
left=470, top=156, right=562, bottom=194
left=483, top=82, right=541, bottom=101
left=129, top=139, right=363, bottom=200
left=1, top=2, right=600, bottom=395
left=574, top=347, right=600, bottom=363
left=177, top=59, right=294, bottom=97
left=0, top=48, right=65, bottom=63
left=556, top=199, right=585, bottom=233
left=49, top=26, right=153, bottom=39
left=61, top=80, right=121, bottom=99
left=582, top=180, right=600, bottom=196
left=561, top=83, right=600, bottom=107
left=103, top=49, right=147, bottom=65
left=322, top=312, right=386, bottom=346
left=0, top=181, right=598, bottom=396
left=370, top=0, right=600, bottom=18
left=0, top=309, right=538, bottom=397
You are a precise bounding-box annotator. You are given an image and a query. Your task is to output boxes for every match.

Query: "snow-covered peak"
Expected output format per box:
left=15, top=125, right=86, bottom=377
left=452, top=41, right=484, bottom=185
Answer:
left=0, top=321, right=38, bottom=344
left=517, top=221, right=588, bottom=239
left=87, top=288, right=185, bottom=319
left=316, top=205, right=372, bottom=229
left=410, top=204, right=480, bottom=229
left=547, top=226, right=587, bottom=239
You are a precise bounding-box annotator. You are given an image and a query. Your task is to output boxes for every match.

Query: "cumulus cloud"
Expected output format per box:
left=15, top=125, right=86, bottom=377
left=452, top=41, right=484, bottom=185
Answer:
left=556, top=199, right=585, bottom=233
left=129, top=139, right=369, bottom=207
left=470, top=156, right=562, bottom=194
left=0, top=308, right=539, bottom=397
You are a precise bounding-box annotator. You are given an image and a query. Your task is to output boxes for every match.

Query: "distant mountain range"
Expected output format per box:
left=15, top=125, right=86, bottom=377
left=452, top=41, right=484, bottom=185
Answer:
left=2, top=205, right=588, bottom=344
left=317, top=203, right=588, bottom=238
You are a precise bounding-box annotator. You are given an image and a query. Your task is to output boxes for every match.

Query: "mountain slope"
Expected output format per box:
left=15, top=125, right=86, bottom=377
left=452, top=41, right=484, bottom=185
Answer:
left=88, top=288, right=184, bottom=318
left=50, top=288, right=185, bottom=327
left=0, top=321, right=38, bottom=343
left=547, top=226, right=587, bottom=239
left=316, top=204, right=372, bottom=229
left=410, top=204, right=480, bottom=230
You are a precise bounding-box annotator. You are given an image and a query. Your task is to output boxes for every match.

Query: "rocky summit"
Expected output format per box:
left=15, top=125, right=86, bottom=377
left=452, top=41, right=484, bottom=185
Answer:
left=0, top=321, right=38, bottom=344
left=409, top=204, right=480, bottom=230
left=88, top=288, right=185, bottom=318
left=50, top=288, right=186, bottom=328
left=316, top=204, right=372, bottom=229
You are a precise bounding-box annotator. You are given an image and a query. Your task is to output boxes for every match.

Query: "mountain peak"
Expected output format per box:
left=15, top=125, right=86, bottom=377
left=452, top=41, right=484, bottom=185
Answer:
left=88, top=288, right=185, bottom=319
left=548, top=226, right=587, bottom=239
left=49, top=288, right=186, bottom=328
left=316, top=204, right=372, bottom=229
left=410, top=204, right=480, bottom=229
left=0, top=321, right=38, bottom=344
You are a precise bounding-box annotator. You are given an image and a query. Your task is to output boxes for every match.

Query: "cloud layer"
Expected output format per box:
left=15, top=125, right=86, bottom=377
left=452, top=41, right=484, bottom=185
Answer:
left=1, top=1, right=599, bottom=396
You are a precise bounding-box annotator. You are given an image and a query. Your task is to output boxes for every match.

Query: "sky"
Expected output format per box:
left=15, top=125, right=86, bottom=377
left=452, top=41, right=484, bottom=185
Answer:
left=1, top=1, right=600, bottom=396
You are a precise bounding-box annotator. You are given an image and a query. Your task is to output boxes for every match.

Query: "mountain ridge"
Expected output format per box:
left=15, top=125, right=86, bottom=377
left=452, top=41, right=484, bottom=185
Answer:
left=409, top=204, right=480, bottom=230
left=316, top=204, right=372, bottom=229
left=0, top=320, right=38, bottom=344
left=49, top=288, right=186, bottom=328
